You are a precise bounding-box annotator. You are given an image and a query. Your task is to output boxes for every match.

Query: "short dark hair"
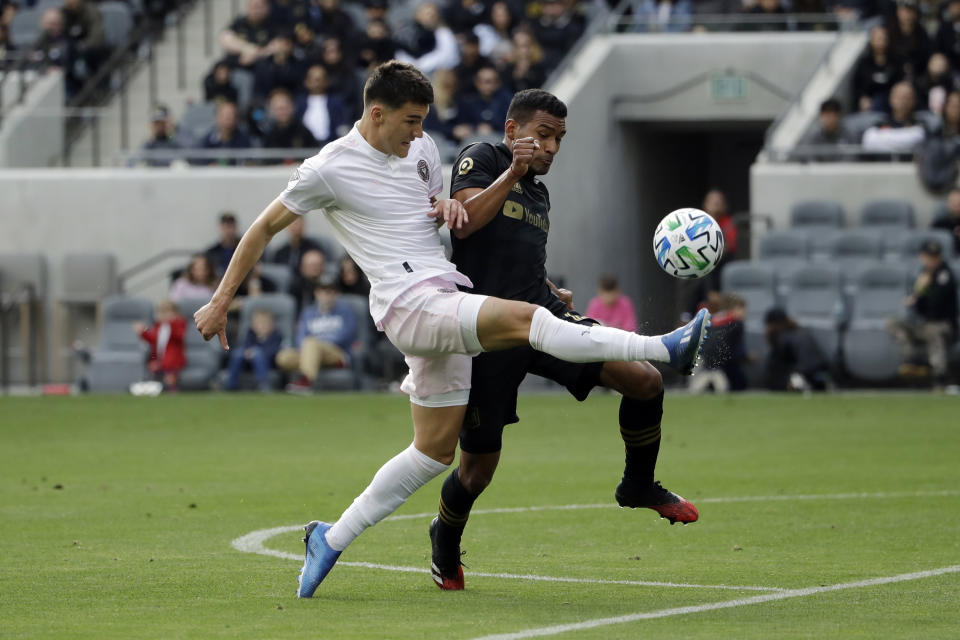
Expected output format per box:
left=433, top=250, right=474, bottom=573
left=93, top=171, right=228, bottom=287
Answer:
left=820, top=98, right=842, bottom=114
left=506, top=89, right=567, bottom=125
left=598, top=274, right=618, bottom=291
left=363, top=60, right=434, bottom=109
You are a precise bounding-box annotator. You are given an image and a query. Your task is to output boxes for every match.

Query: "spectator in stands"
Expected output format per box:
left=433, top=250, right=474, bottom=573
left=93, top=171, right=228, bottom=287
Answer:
left=703, top=188, right=737, bottom=259
left=889, top=240, right=958, bottom=387
left=505, top=29, right=547, bottom=92
left=271, top=215, right=324, bottom=276
left=474, top=1, right=514, bottom=67
left=312, top=0, right=356, bottom=43
left=938, top=89, right=960, bottom=136
left=453, top=65, right=512, bottom=142
left=170, top=253, right=218, bottom=301
left=739, top=0, right=789, bottom=31
left=633, top=0, right=693, bottom=33
left=396, top=2, right=460, bottom=74
left=320, top=37, right=362, bottom=119
left=445, top=0, right=489, bottom=35
left=29, top=8, right=76, bottom=89
left=853, top=25, right=904, bottom=112
left=219, top=0, right=279, bottom=68
left=764, top=308, right=831, bottom=391
left=935, top=0, right=960, bottom=72
left=205, top=212, right=241, bottom=276
left=297, top=63, right=348, bottom=147
left=829, top=0, right=881, bottom=20
left=260, top=88, right=317, bottom=159
left=862, top=81, right=927, bottom=153
left=454, top=31, right=491, bottom=96
left=61, top=0, right=105, bottom=76
left=585, top=274, right=638, bottom=332
left=203, top=61, right=240, bottom=103
left=887, top=0, right=931, bottom=80
left=358, top=19, right=396, bottom=70
left=915, top=52, right=955, bottom=113
left=337, top=255, right=370, bottom=296
left=142, top=104, right=179, bottom=166
left=253, top=31, right=304, bottom=105
left=134, top=300, right=187, bottom=392
left=224, top=308, right=283, bottom=391
left=291, top=21, right=321, bottom=65
left=363, top=0, right=389, bottom=25
left=534, top=0, right=585, bottom=70
left=0, top=1, right=16, bottom=68
left=234, top=261, right=277, bottom=298
left=423, top=68, right=458, bottom=140
left=291, top=247, right=328, bottom=314
left=690, top=292, right=747, bottom=393
left=802, top=98, right=855, bottom=156
left=201, top=100, right=253, bottom=164
left=933, top=186, right=960, bottom=252
left=279, top=277, right=359, bottom=391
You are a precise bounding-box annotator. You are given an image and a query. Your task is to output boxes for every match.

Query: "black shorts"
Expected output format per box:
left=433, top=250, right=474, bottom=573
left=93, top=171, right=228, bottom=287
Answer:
left=459, top=310, right=604, bottom=454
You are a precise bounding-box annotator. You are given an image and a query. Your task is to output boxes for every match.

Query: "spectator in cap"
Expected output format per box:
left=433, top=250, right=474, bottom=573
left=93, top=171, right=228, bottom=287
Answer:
left=142, top=104, right=180, bottom=166
left=205, top=211, right=241, bottom=276
left=278, top=277, right=359, bottom=391
left=764, top=307, right=831, bottom=392
left=889, top=240, right=958, bottom=387
left=933, top=186, right=960, bottom=253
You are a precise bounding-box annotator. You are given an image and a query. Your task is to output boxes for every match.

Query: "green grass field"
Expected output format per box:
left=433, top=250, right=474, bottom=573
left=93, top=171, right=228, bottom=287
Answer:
left=2, top=392, right=959, bottom=639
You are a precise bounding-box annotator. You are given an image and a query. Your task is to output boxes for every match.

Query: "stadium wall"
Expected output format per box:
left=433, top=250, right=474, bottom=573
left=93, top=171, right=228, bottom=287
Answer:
left=0, top=71, right=63, bottom=168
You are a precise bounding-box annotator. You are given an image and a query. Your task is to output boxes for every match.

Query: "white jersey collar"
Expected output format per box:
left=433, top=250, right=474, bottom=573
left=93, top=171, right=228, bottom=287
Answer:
left=349, top=123, right=391, bottom=162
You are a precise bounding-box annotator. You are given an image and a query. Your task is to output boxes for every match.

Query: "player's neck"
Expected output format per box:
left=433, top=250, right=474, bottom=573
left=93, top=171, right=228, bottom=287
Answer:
left=357, top=116, right=392, bottom=156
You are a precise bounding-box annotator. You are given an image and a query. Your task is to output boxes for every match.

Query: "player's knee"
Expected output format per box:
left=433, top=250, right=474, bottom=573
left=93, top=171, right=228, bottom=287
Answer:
left=621, top=363, right=663, bottom=399
left=459, top=465, right=495, bottom=495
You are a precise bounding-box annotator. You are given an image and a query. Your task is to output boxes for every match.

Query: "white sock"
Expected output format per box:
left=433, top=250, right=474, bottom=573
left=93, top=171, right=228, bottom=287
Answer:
left=324, top=444, right=449, bottom=551
left=528, top=307, right=670, bottom=363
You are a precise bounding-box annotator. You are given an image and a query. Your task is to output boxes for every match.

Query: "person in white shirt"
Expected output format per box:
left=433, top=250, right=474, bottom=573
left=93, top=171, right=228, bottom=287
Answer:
left=192, top=60, right=710, bottom=598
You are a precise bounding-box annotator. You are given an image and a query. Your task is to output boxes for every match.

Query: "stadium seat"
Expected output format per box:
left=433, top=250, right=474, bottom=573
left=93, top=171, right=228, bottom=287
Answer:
left=61, top=253, right=118, bottom=304
left=258, top=263, right=293, bottom=294
left=307, top=235, right=343, bottom=262
left=99, top=2, right=134, bottom=48
left=85, top=296, right=153, bottom=392
left=720, top=260, right=778, bottom=333
left=841, top=264, right=910, bottom=382
left=782, top=264, right=845, bottom=362
left=173, top=297, right=223, bottom=391
left=789, top=200, right=844, bottom=257
left=757, top=229, right=808, bottom=264
left=860, top=199, right=915, bottom=230
left=312, top=294, right=373, bottom=391
left=841, top=111, right=884, bottom=142
left=175, top=102, right=217, bottom=148
left=0, top=253, right=49, bottom=384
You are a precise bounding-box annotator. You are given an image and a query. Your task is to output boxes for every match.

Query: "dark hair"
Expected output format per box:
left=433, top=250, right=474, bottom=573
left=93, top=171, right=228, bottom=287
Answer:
left=820, top=98, right=841, bottom=114
left=363, top=60, right=434, bottom=109
left=598, top=274, right=618, bottom=291
left=506, top=89, right=567, bottom=125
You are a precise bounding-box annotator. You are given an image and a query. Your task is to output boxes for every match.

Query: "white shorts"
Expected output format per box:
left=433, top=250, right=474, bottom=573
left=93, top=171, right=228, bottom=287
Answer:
left=380, top=277, right=488, bottom=407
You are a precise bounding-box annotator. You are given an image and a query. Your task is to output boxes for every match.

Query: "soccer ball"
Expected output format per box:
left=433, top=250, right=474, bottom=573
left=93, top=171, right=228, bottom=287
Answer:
left=653, top=208, right=724, bottom=279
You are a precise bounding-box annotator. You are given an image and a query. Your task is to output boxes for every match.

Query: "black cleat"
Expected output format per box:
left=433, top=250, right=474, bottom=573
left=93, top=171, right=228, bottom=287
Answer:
left=615, top=479, right=699, bottom=524
left=429, top=517, right=465, bottom=590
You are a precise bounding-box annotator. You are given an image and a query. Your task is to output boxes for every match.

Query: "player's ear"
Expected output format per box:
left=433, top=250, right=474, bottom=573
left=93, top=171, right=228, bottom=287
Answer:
left=504, top=118, right=519, bottom=141
left=370, top=104, right=383, bottom=123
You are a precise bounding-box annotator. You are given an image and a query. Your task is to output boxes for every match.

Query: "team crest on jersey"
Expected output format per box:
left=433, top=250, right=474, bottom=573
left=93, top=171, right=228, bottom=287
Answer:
left=458, top=157, right=474, bottom=176
left=417, top=159, right=429, bottom=182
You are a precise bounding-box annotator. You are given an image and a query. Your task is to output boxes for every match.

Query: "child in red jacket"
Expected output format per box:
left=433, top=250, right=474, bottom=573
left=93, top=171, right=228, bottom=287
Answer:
left=134, top=300, right=187, bottom=391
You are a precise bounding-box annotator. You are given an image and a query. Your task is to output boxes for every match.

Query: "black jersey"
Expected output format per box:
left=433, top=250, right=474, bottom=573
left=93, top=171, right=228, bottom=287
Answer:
left=450, top=141, right=565, bottom=313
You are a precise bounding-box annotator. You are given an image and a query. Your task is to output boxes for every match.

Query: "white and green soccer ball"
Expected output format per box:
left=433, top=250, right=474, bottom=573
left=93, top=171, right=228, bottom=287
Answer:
left=653, top=208, right=725, bottom=279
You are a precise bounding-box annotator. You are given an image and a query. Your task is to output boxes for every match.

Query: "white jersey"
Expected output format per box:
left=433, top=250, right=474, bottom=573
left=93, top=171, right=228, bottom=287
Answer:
left=279, top=125, right=472, bottom=326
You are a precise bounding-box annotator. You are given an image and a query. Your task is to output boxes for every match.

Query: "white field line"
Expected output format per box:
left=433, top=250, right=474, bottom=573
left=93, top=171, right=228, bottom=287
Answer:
left=231, top=525, right=783, bottom=592
left=468, top=565, right=960, bottom=640
left=385, top=489, right=960, bottom=522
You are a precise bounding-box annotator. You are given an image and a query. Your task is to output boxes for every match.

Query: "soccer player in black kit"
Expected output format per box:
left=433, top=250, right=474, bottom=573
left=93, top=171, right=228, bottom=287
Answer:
left=428, top=89, right=700, bottom=590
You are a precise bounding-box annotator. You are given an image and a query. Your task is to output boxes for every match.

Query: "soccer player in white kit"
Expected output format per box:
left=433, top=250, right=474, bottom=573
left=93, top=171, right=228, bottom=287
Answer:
left=193, top=61, right=711, bottom=598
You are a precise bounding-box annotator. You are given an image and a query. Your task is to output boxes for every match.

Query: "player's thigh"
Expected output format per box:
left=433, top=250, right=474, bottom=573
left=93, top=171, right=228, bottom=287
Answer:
left=411, top=403, right=467, bottom=464
left=475, top=297, right=539, bottom=351
left=598, top=361, right=663, bottom=399
left=459, top=349, right=531, bottom=455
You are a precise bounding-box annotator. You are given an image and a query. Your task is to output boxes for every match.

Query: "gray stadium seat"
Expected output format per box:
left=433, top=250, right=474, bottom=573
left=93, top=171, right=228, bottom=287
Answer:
left=307, top=235, right=343, bottom=261
left=860, top=199, right=915, bottom=229
left=173, top=297, right=223, bottom=391
left=313, top=294, right=373, bottom=391
left=757, top=230, right=808, bottom=264
left=790, top=200, right=844, bottom=257
left=828, top=230, right=883, bottom=264
left=175, top=102, right=217, bottom=148
left=720, top=260, right=778, bottom=333
left=61, top=253, right=118, bottom=303
left=85, top=296, right=153, bottom=392
left=782, top=265, right=845, bottom=362
left=99, top=2, right=134, bottom=48
left=890, top=229, right=957, bottom=262
left=258, top=263, right=293, bottom=294
left=842, top=265, right=910, bottom=381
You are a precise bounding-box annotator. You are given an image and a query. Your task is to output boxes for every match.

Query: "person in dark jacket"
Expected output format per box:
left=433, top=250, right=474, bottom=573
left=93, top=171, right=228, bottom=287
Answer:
left=889, top=240, right=959, bottom=386
left=764, top=308, right=831, bottom=391
left=224, top=308, right=283, bottom=390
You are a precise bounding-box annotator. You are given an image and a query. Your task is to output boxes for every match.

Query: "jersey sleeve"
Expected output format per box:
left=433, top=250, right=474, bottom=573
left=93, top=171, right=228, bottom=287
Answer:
left=279, top=160, right=335, bottom=215
left=450, top=143, right=501, bottom=195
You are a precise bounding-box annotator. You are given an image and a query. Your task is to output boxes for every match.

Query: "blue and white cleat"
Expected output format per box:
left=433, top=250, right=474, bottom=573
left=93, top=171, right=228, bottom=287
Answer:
left=661, top=308, right=711, bottom=376
left=296, top=520, right=341, bottom=598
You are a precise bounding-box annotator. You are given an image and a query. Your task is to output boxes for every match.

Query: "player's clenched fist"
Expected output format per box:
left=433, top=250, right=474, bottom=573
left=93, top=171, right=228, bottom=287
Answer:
left=428, top=198, right=470, bottom=230
left=194, top=302, right=230, bottom=350
left=510, top=137, right=539, bottom=178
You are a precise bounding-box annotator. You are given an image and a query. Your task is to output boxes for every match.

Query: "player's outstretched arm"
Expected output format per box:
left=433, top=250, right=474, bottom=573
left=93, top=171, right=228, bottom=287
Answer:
left=194, top=198, right=298, bottom=349
left=450, top=137, right=538, bottom=239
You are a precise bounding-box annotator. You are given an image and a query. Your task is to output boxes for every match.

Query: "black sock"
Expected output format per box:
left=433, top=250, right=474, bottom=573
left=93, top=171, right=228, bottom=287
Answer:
left=436, top=467, right=479, bottom=546
left=619, top=391, right=664, bottom=485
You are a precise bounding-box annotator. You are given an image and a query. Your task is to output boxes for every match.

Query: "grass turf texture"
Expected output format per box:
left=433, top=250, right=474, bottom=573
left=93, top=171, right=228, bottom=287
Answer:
left=1, top=393, right=958, bottom=639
